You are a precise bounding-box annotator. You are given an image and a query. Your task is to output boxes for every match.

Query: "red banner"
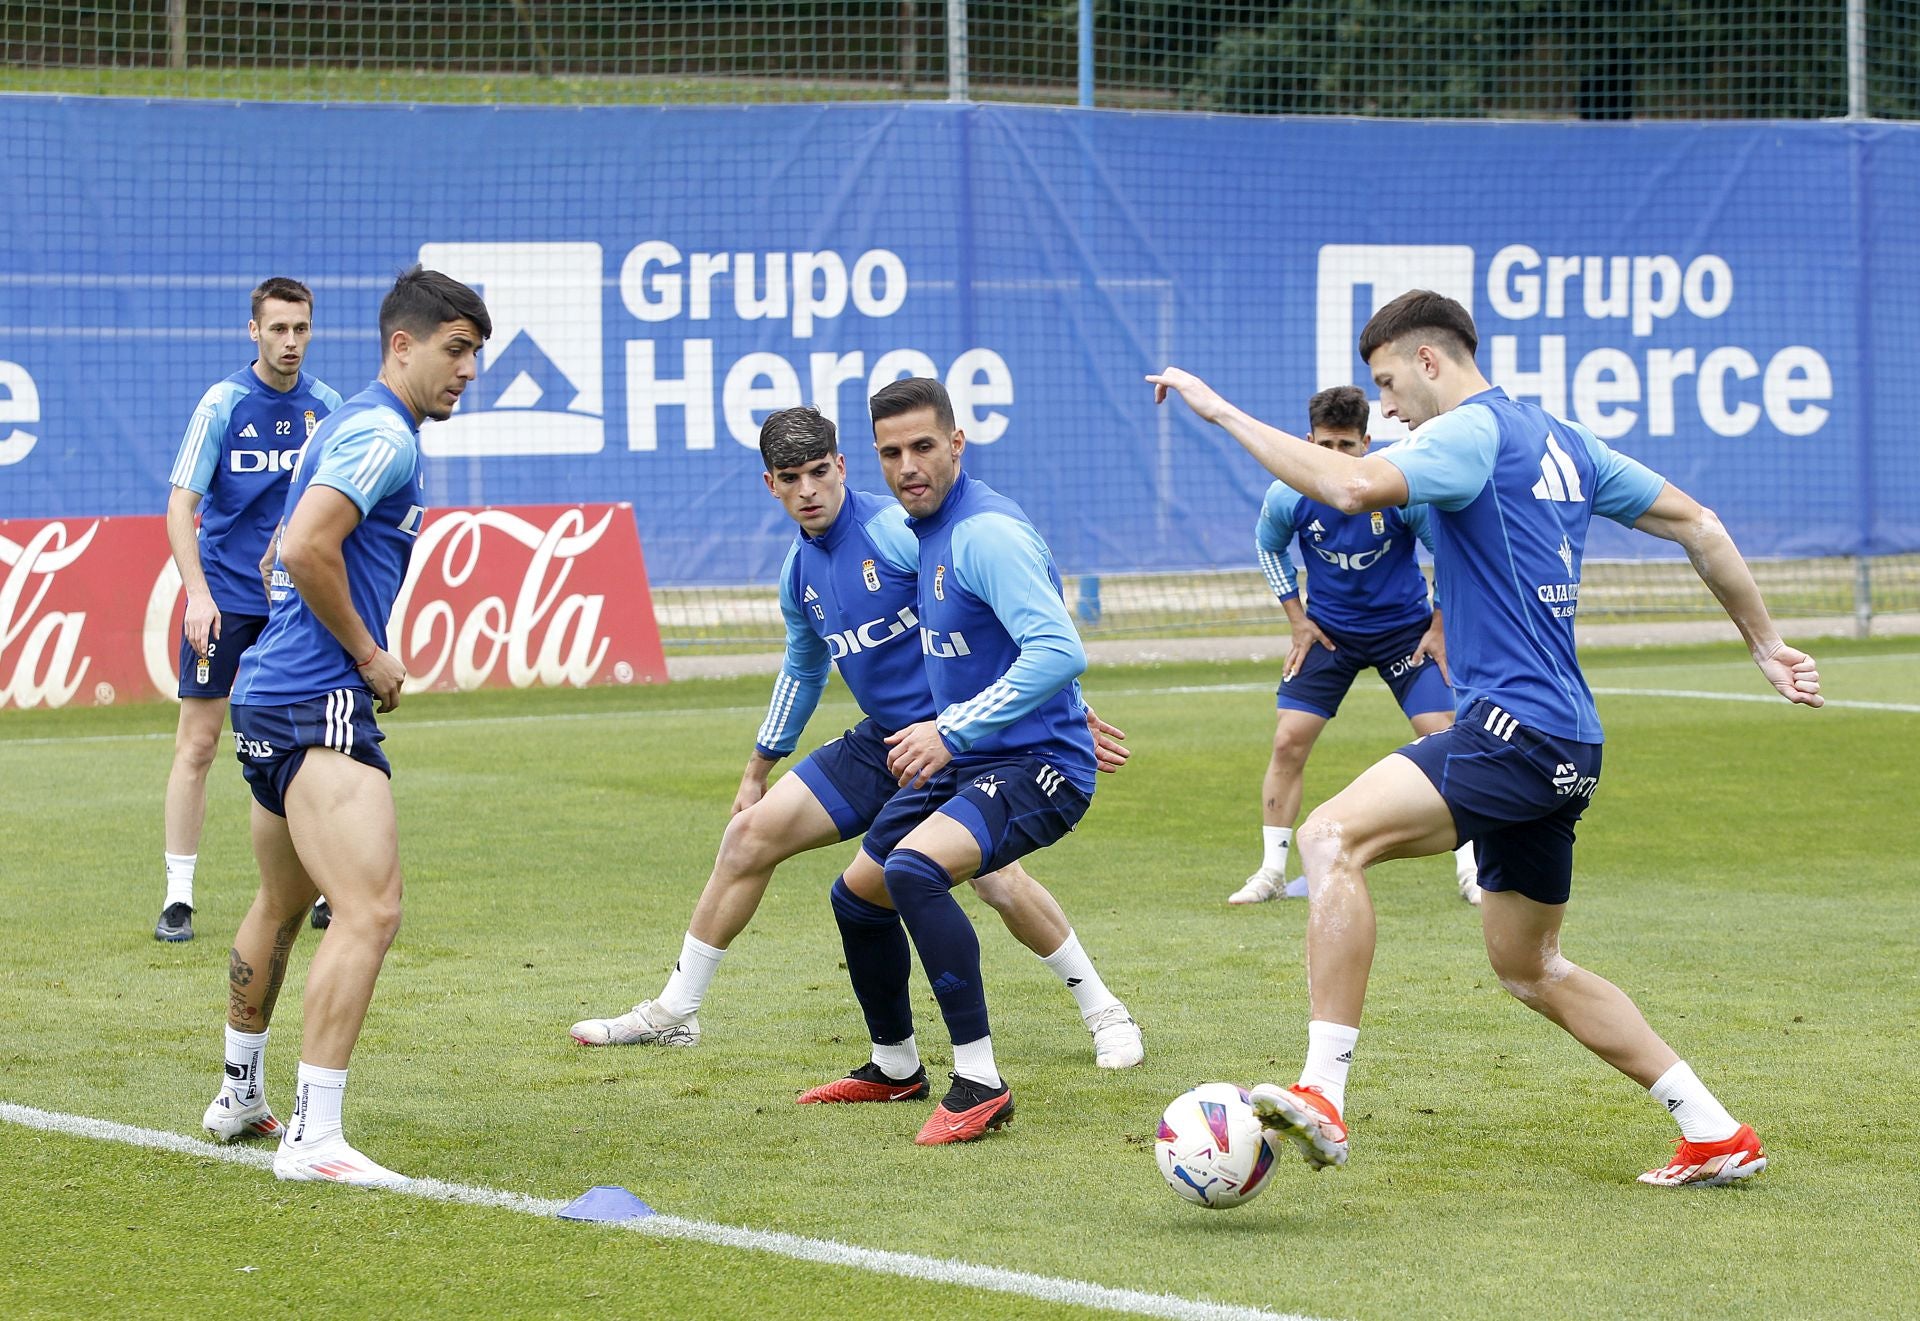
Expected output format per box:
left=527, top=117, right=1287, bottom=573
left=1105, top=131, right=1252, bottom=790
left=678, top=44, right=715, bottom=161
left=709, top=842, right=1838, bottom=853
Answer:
left=0, top=504, right=669, bottom=710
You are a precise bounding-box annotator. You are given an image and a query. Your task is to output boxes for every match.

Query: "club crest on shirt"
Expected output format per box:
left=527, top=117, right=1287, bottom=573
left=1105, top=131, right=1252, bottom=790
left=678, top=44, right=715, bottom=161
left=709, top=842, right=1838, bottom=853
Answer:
left=862, top=558, right=880, bottom=592
left=934, top=565, right=946, bottom=600
left=304, top=410, right=318, bottom=439
left=1370, top=511, right=1386, bottom=535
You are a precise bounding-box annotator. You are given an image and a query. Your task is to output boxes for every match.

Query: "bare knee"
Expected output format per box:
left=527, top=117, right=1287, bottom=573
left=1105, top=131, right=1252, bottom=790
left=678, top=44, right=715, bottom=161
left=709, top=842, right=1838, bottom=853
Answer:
left=174, top=724, right=221, bottom=772
left=1271, top=727, right=1313, bottom=774
left=331, top=895, right=403, bottom=950
left=968, top=869, right=1018, bottom=916
left=1295, top=810, right=1348, bottom=876
left=715, top=804, right=789, bottom=874
left=1488, top=940, right=1574, bottom=1007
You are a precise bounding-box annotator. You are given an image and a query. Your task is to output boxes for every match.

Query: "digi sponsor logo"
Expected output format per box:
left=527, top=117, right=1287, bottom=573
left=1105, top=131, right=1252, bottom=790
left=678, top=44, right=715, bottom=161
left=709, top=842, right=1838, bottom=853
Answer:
left=417, top=242, right=606, bottom=458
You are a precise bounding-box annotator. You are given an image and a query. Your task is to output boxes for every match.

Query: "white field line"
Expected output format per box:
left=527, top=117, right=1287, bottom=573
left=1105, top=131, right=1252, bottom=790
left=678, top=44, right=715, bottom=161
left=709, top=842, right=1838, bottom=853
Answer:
left=4, top=655, right=1916, bottom=750
left=0, top=1102, right=1316, bottom=1321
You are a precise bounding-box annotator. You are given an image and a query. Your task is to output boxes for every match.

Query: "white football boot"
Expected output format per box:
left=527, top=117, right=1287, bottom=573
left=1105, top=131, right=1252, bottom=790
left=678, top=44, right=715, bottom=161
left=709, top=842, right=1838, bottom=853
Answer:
left=1227, top=866, right=1285, bottom=905
left=569, top=998, right=700, bottom=1047
left=1084, top=1003, right=1144, bottom=1069
left=273, top=1133, right=408, bottom=1187
left=202, top=1088, right=283, bottom=1142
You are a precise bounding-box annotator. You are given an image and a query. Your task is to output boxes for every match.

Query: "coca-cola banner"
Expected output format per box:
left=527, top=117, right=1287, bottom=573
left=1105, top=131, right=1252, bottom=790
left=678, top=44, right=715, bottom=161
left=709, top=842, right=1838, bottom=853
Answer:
left=0, top=504, right=668, bottom=711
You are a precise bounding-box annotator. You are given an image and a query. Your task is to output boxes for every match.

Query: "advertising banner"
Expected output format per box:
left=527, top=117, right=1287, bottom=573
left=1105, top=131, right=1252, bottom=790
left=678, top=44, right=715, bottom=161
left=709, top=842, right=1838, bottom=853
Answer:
left=0, top=100, right=1913, bottom=583
left=0, top=504, right=667, bottom=710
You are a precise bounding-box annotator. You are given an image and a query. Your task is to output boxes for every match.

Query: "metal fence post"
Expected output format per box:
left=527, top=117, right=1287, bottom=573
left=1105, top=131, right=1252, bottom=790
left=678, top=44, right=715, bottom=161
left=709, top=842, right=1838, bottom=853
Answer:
left=167, top=0, right=188, bottom=70
left=1847, top=0, right=1868, bottom=119
left=947, top=0, right=970, bottom=102
left=1079, top=0, right=1094, bottom=107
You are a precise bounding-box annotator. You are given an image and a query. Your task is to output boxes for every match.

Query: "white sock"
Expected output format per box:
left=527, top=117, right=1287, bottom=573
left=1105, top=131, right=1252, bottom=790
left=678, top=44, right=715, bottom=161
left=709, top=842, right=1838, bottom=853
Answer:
left=657, top=933, right=727, bottom=1020
left=1454, top=842, right=1478, bottom=884
left=1297, top=1019, right=1359, bottom=1113
left=1262, top=826, right=1293, bottom=875
left=222, top=1026, right=268, bottom=1105
left=1039, top=931, right=1122, bottom=1019
left=1649, top=1060, right=1741, bottom=1142
left=287, top=1061, right=348, bottom=1148
left=952, top=1035, right=1002, bottom=1090
left=871, top=1034, right=921, bottom=1080
left=164, top=853, right=196, bottom=910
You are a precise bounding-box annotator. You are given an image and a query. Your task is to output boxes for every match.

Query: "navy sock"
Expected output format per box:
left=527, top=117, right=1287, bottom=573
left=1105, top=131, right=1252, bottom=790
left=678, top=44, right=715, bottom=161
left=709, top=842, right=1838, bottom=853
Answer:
left=828, top=877, right=914, bottom=1047
left=883, top=848, right=989, bottom=1046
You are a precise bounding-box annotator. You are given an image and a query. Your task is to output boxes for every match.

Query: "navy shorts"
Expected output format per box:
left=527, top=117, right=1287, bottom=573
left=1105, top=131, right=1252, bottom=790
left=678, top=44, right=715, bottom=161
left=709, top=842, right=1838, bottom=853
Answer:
left=178, top=612, right=268, bottom=700
left=1278, top=615, right=1452, bottom=721
left=860, top=756, right=1091, bottom=879
left=1394, top=699, right=1602, bottom=906
left=791, top=718, right=899, bottom=840
left=230, top=689, right=391, bottom=817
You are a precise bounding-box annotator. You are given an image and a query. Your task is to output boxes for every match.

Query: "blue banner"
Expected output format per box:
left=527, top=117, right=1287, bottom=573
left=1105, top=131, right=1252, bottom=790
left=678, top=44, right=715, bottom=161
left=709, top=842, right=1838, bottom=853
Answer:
left=1, top=99, right=1912, bottom=583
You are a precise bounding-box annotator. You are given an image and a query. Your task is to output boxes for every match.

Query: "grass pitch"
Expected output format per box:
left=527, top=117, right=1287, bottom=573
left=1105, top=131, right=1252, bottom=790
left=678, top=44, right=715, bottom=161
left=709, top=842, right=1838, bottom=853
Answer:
left=2, top=640, right=1917, bottom=1319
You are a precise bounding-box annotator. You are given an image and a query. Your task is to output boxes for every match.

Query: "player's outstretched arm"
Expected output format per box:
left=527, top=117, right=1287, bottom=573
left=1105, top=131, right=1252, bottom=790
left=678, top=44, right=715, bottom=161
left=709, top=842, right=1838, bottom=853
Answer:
left=1149, top=367, right=1409, bottom=513
left=1633, top=485, right=1823, bottom=707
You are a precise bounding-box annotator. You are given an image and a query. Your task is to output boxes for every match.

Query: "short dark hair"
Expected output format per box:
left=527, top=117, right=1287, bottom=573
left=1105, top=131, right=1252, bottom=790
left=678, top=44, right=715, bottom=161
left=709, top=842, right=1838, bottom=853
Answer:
left=1307, top=385, right=1370, bottom=435
left=378, top=265, right=492, bottom=349
left=251, top=276, right=312, bottom=321
left=1357, top=290, right=1478, bottom=364
left=869, top=377, right=955, bottom=434
left=759, top=405, right=838, bottom=472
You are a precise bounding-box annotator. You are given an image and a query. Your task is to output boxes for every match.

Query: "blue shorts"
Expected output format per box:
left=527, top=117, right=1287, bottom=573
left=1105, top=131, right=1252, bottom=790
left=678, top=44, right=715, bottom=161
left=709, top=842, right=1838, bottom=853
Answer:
left=1277, top=615, right=1452, bottom=721
left=860, top=756, right=1091, bottom=879
left=178, top=613, right=268, bottom=700
left=1394, top=699, right=1602, bottom=906
left=791, top=718, right=900, bottom=841
left=230, top=689, right=391, bottom=818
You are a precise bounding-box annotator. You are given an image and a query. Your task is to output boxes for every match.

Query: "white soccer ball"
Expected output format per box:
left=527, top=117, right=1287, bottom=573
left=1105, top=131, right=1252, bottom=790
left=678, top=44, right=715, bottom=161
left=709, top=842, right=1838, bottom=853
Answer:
left=1154, top=1082, right=1278, bottom=1210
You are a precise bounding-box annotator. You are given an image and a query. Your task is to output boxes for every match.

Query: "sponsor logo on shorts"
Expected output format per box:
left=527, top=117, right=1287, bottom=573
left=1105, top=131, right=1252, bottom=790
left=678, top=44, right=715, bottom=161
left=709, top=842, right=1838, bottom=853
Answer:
left=233, top=731, right=275, bottom=759
left=1386, top=651, right=1426, bottom=678
left=1553, top=762, right=1599, bottom=798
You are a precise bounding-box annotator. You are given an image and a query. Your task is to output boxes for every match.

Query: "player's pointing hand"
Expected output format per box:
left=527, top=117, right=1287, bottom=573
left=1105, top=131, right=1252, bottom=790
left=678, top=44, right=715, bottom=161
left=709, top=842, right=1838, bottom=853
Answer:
left=1147, top=368, right=1229, bottom=424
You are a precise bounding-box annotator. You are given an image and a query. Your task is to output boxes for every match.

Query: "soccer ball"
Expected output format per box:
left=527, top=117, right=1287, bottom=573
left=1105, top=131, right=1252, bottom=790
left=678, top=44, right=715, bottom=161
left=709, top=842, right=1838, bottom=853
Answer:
left=1154, top=1082, right=1278, bottom=1210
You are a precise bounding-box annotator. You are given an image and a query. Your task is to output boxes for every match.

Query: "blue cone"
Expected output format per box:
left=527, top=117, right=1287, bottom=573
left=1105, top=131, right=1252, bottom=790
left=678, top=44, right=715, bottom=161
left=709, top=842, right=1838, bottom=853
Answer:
left=557, top=1185, right=655, bottom=1223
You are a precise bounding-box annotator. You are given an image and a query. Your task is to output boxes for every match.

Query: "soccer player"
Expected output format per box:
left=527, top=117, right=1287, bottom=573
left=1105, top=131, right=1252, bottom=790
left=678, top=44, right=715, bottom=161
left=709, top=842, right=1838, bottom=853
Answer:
left=805, top=377, right=1101, bottom=1145
left=569, top=406, right=1143, bottom=1074
left=200, top=267, right=490, bottom=1186
left=157, top=278, right=342, bottom=942
left=1231, top=384, right=1480, bottom=906
left=1151, top=289, right=1821, bottom=1187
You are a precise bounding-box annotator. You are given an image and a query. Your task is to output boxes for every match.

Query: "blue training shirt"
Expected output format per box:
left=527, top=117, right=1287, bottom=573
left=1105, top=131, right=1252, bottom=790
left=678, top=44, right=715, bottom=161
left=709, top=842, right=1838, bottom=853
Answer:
left=167, top=366, right=344, bottom=615
left=232, top=380, right=427, bottom=707
left=1380, top=386, right=1666, bottom=742
left=908, top=472, right=1097, bottom=793
left=754, top=489, right=934, bottom=759
left=1256, top=480, right=1437, bottom=635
